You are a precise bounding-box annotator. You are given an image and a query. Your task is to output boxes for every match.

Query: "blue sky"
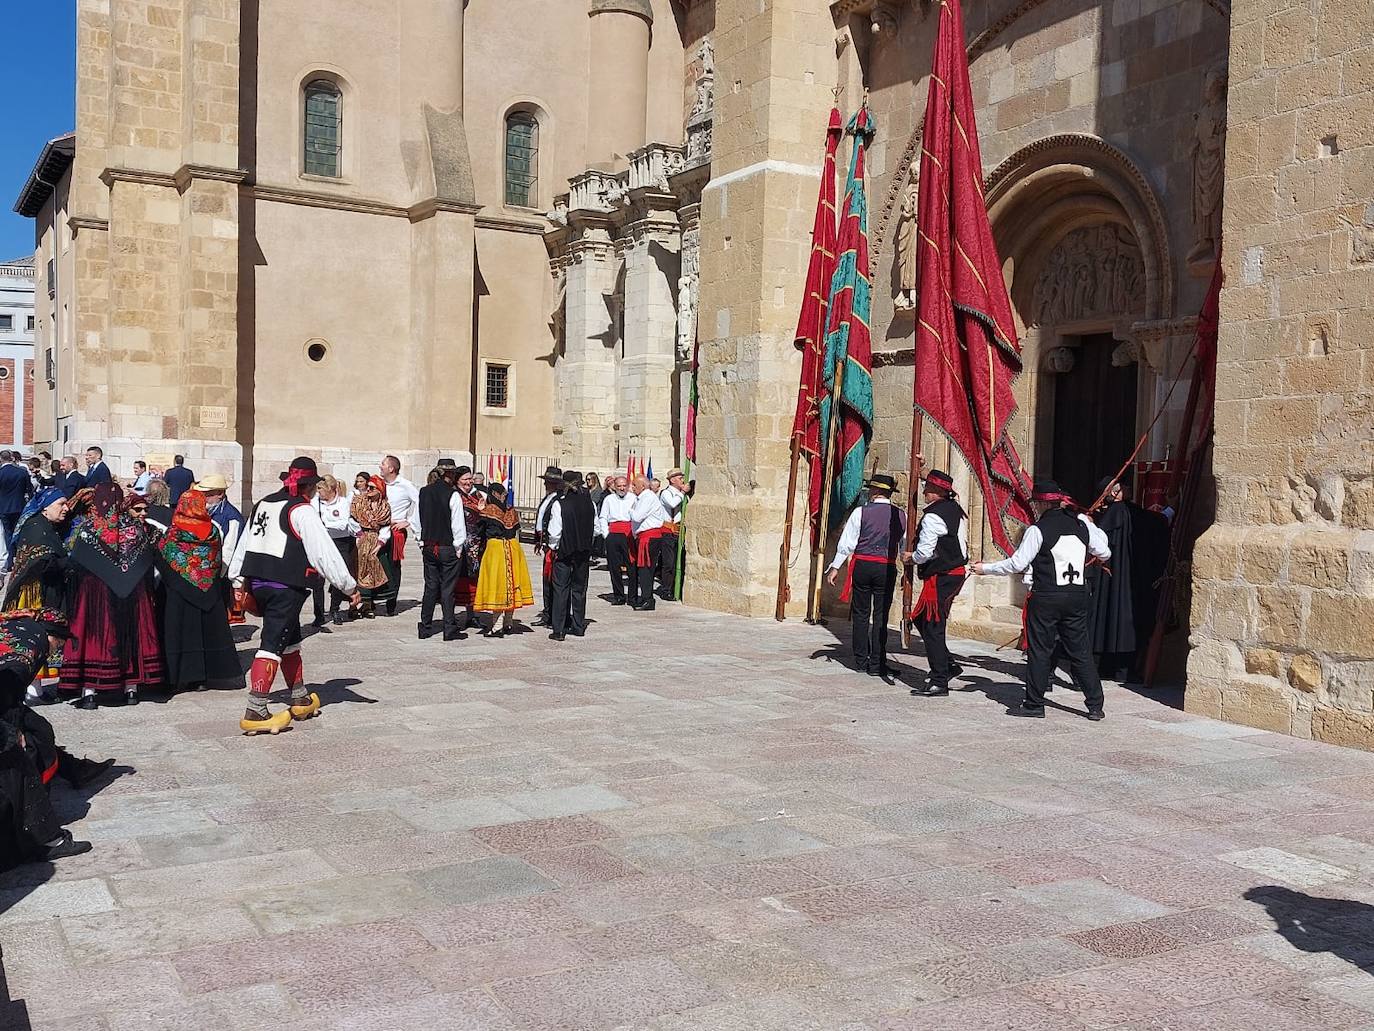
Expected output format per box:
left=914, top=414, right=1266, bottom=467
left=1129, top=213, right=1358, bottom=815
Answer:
left=1, top=4, right=76, bottom=261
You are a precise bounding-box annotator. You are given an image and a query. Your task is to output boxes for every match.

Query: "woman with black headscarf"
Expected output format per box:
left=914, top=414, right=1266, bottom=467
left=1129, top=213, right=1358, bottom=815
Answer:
left=62, top=484, right=166, bottom=708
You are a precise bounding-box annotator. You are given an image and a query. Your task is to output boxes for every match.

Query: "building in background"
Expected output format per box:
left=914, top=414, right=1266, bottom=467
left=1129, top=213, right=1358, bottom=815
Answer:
left=10, top=0, right=1372, bottom=746
left=0, top=256, right=36, bottom=451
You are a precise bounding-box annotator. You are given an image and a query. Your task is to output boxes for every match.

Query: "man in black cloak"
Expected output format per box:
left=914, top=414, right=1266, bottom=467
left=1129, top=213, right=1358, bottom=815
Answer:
left=1088, top=474, right=1171, bottom=682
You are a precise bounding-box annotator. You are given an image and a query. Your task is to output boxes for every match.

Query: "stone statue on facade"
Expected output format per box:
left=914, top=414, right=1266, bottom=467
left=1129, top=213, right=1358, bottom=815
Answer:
left=1187, top=67, right=1227, bottom=275
left=894, top=180, right=919, bottom=312
left=1031, top=224, right=1144, bottom=327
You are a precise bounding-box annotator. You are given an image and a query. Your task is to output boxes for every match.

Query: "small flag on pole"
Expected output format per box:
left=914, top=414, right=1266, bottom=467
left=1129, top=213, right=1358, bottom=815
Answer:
left=646, top=456, right=654, bottom=482
left=506, top=451, right=515, bottom=506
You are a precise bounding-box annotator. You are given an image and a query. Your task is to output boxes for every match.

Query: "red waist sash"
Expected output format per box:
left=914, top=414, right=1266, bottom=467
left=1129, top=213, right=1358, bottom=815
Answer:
left=840, top=553, right=891, bottom=603
left=41, top=754, right=59, bottom=786
left=909, top=566, right=967, bottom=623
left=661, top=521, right=679, bottom=535
left=608, top=521, right=632, bottom=536
left=635, top=527, right=667, bottom=566
left=542, top=549, right=554, bottom=580
left=391, top=526, right=408, bottom=561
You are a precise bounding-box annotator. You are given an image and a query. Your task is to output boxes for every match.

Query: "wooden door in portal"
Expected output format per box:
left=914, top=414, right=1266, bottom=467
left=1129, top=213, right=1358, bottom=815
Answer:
left=1051, top=333, right=1138, bottom=506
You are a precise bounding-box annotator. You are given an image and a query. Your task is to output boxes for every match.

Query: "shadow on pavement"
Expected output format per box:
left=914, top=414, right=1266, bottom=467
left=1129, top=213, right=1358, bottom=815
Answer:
left=1244, top=886, right=1374, bottom=973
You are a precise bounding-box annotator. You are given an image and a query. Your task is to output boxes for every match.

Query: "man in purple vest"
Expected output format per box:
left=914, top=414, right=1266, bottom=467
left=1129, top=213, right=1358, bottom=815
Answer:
left=826, top=473, right=907, bottom=679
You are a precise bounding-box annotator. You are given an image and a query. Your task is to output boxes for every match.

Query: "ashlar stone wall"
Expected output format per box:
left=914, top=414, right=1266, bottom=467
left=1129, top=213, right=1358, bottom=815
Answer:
left=1186, top=0, right=1374, bottom=750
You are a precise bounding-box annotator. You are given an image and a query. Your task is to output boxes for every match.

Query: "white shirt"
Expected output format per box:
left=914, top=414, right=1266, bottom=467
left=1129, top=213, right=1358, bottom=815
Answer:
left=828, top=497, right=907, bottom=571
left=385, top=476, right=421, bottom=535
left=659, top=485, right=688, bottom=522
left=911, top=508, right=969, bottom=566
left=228, top=501, right=358, bottom=594
left=980, top=513, right=1111, bottom=581
left=597, top=492, right=635, bottom=537
left=535, top=491, right=561, bottom=539
left=313, top=493, right=359, bottom=539
left=437, top=491, right=469, bottom=548
left=132, top=471, right=151, bottom=495
left=630, top=488, right=668, bottom=535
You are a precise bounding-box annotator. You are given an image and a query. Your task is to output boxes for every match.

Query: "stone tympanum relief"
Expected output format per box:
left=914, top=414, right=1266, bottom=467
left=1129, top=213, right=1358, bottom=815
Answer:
left=894, top=180, right=919, bottom=312
left=1187, top=67, right=1227, bottom=275
left=1031, top=224, right=1144, bottom=327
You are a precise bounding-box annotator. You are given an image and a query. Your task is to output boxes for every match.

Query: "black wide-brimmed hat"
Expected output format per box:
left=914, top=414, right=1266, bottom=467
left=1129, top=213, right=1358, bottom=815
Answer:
left=281, top=456, right=322, bottom=488
left=542, top=465, right=564, bottom=483
left=923, top=468, right=956, bottom=496
left=1032, top=478, right=1069, bottom=503
left=563, top=469, right=583, bottom=485
left=866, top=473, right=898, bottom=493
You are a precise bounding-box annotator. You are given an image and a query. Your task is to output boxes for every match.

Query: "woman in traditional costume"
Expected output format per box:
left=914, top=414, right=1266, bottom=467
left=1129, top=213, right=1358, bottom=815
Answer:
left=62, top=485, right=165, bottom=708
left=153, top=490, right=241, bottom=692
left=4, top=487, right=70, bottom=612
left=451, top=466, right=486, bottom=627
left=472, top=483, right=534, bottom=637
left=349, top=475, right=392, bottom=618
left=0, top=609, right=100, bottom=866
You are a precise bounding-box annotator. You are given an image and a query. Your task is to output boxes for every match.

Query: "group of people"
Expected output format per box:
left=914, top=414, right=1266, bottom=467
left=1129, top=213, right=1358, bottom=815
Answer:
left=828, top=457, right=1169, bottom=721
left=532, top=466, right=693, bottom=640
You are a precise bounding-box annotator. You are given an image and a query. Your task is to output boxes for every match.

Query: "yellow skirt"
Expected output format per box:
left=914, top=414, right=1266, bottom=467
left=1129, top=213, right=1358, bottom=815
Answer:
left=473, top=538, right=535, bottom=613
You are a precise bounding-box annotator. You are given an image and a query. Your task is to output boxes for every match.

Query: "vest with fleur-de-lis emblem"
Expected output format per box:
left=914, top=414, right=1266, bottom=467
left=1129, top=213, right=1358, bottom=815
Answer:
left=1030, top=507, right=1090, bottom=595
left=239, top=490, right=312, bottom=587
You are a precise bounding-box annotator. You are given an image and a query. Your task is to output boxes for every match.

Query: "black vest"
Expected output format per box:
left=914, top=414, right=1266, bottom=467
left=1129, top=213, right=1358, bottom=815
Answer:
left=557, top=489, right=596, bottom=554
left=917, top=497, right=968, bottom=578
left=419, top=481, right=455, bottom=546
left=1030, top=507, right=1090, bottom=595
left=239, top=490, right=311, bottom=587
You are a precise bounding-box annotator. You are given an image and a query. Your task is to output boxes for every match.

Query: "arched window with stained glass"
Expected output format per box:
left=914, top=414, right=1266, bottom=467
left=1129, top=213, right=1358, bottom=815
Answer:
left=303, top=79, right=343, bottom=178
left=504, top=111, right=539, bottom=208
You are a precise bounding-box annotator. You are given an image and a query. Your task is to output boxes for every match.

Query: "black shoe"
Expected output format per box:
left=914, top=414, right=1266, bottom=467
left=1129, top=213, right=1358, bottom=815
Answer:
left=610, top=597, right=627, bottom=606
left=639, top=603, right=655, bottom=612
left=76, top=694, right=97, bottom=710
left=442, top=629, right=463, bottom=642
left=1086, top=709, right=1106, bottom=722
left=570, top=629, right=586, bottom=638
left=418, top=624, right=434, bottom=640
left=1008, top=703, right=1046, bottom=718
left=44, top=830, right=93, bottom=861
left=65, top=757, right=116, bottom=788
left=385, top=601, right=398, bottom=617
left=533, top=616, right=551, bottom=627
left=912, top=684, right=950, bottom=697
left=312, top=614, right=328, bottom=627
left=124, top=692, right=139, bottom=706
left=332, top=611, right=344, bottom=626
left=549, top=632, right=566, bottom=641
left=949, top=663, right=965, bottom=679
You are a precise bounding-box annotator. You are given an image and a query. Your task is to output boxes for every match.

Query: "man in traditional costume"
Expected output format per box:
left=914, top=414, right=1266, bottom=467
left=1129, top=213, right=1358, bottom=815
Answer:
left=418, top=463, right=467, bottom=641
left=826, top=473, right=906, bottom=678
left=196, top=473, right=246, bottom=625
left=656, top=469, right=694, bottom=601
left=974, top=479, right=1111, bottom=720
left=229, top=458, right=360, bottom=735
left=532, top=466, right=564, bottom=627
left=451, top=466, right=487, bottom=630
left=596, top=475, right=637, bottom=606
left=1088, top=474, right=1170, bottom=682
left=628, top=475, right=668, bottom=612
left=379, top=455, right=419, bottom=617
left=545, top=471, right=595, bottom=640
left=906, top=467, right=969, bottom=697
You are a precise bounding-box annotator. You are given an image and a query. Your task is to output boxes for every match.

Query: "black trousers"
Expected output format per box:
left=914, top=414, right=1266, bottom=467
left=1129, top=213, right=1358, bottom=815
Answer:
left=916, top=573, right=966, bottom=686
left=254, top=584, right=309, bottom=658
left=606, top=533, right=636, bottom=603
left=657, top=532, right=680, bottom=599
left=0, top=748, right=62, bottom=868
left=420, top=543, right=461, bottom=631
left=539, top=548, right=553, bottom=621
left=1025, top=591, right=1105, bottom=711
left=851, top=560, right=898, bottom=673
left=551, top=550, right=591, bottom=635
left=637, top=537, right=665, bottom=610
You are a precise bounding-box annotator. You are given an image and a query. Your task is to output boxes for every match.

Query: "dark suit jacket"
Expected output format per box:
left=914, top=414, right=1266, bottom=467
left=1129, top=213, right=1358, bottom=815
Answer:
left=85, top=461, right=113, bottom=486
left=164, top=466, right=195, bottom=505
left=0, top=465, right=32, bottom=516
left=59, top=470, right=87, bottom=498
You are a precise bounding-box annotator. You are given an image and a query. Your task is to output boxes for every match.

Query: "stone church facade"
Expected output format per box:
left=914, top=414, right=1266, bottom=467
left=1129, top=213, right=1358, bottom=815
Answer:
left=18, top=0, right=1373, bottom=746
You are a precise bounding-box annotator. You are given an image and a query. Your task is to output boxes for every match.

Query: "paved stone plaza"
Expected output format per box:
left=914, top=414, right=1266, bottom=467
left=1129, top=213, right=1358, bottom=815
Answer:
left=2, top=562, right=1374, bottom=1030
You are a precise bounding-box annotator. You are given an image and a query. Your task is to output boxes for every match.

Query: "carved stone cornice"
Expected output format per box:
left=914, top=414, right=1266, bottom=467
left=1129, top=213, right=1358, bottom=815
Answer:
left=173, top=164, right=249, bottom=191
left=589, top=0, right=653, bottom=22
left=407, top=198, right=482, bottom=222
left=101, top=164, right=249, bottom=193
left=476, top=211, right=549, bottom=235
left=99, top=167, right=176, bottom=190
left=249, top=182, right=409, bottom=218
left=67, top=215, right=109, bottom=236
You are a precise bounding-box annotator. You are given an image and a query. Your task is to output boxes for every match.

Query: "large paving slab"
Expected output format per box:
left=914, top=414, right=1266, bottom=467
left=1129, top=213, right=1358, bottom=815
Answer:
left=3, top=557, right=1374, bottom=1030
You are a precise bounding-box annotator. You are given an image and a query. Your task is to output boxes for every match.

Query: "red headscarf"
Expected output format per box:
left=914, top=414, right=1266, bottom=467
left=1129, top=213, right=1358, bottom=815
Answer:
left=368, top=475, right=387, bottom=494
left=171, top=489, right=214, bottom=541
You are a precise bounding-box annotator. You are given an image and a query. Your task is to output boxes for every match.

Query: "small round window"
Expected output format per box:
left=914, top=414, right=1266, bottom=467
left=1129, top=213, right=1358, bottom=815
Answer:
left=304, top=338, right=329, bottom=363
left=0, top=367, right=11, bottom=381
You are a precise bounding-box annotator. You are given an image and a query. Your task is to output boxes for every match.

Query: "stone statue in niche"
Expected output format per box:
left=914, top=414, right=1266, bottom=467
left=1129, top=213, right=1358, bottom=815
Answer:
left=1187, top=67, right=1227, bottom=276
left=677, top=227, right=700, bottom=362
left=690, top=38, right=715, bottom=120
left=1031, top=225, right=1144, bottom=327
left=894, top=179, right=920, bottom=311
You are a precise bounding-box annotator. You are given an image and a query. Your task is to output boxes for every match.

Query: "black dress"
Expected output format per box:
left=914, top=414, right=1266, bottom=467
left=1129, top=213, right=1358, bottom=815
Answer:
left=0, top=619, right=66, bottom=866
left=154, top=527, right=242, bottom=688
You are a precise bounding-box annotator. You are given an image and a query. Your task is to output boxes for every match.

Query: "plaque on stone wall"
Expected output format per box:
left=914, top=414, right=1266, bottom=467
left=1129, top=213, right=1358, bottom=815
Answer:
left=196, top=405, right=228, bottom=430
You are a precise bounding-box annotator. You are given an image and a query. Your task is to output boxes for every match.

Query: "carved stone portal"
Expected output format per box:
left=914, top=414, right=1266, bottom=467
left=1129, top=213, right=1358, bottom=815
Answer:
left=1031, top=224, right=1145, bottom=327
left=1187, top=67, right=1227, bottom=276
